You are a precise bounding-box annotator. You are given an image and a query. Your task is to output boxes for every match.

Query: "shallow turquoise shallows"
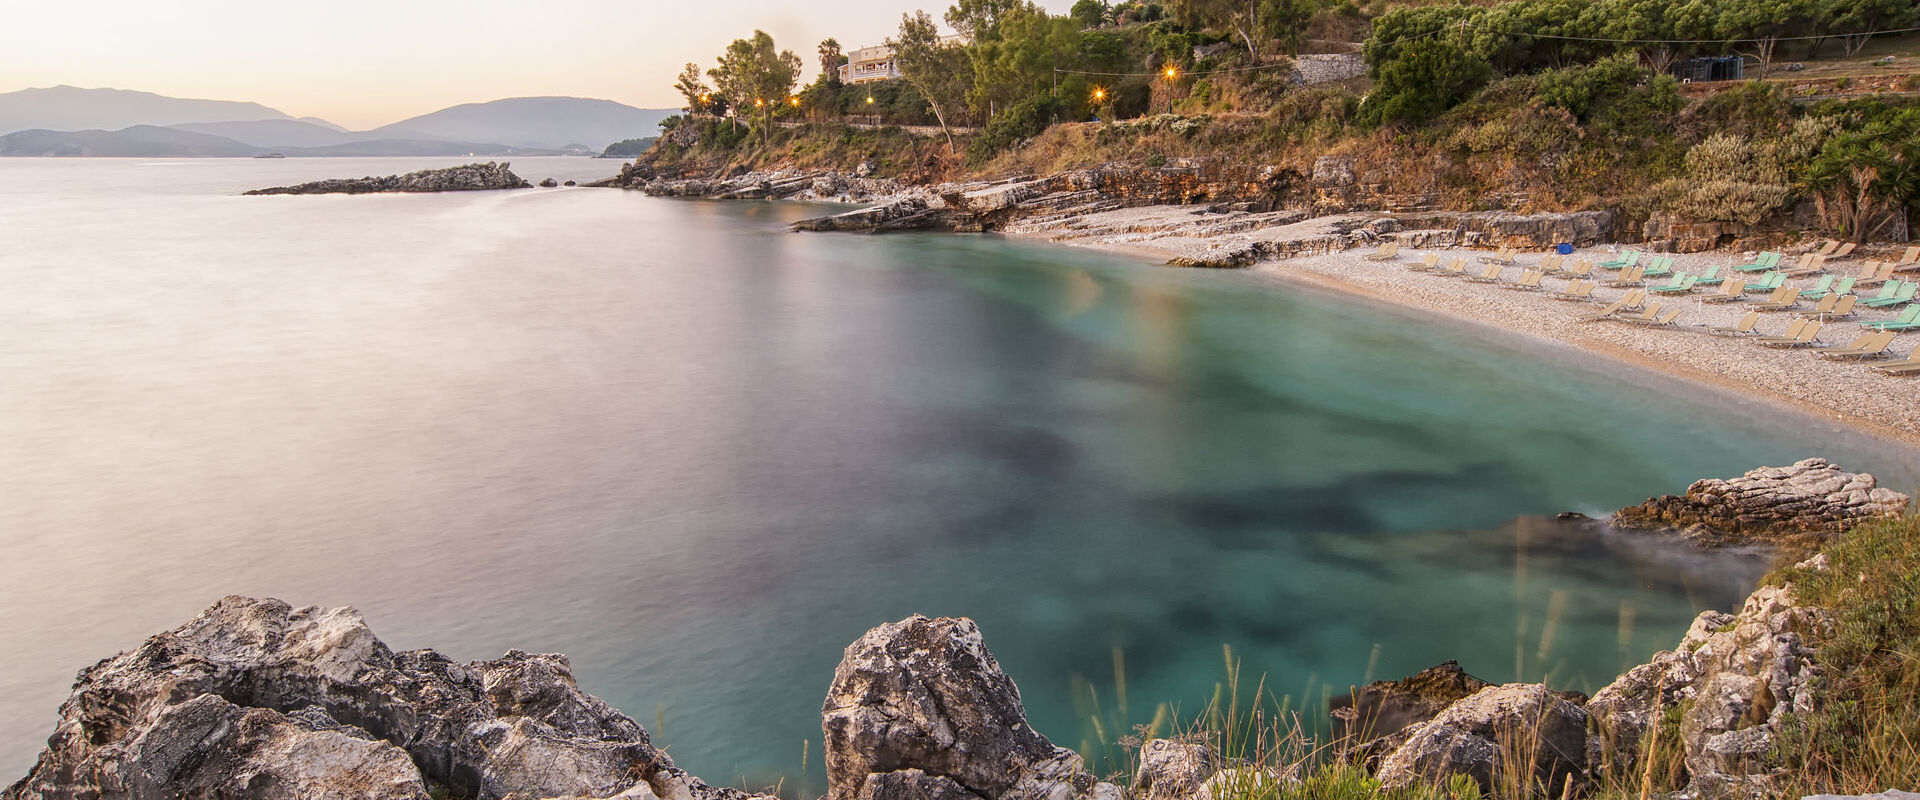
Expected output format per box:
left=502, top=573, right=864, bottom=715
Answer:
left=1, top=158, right=1915, bottom=789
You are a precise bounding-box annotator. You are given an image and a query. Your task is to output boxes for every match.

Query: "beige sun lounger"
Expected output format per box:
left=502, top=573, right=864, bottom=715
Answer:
left=1855, top=261, right=1896, bottom=288
left=1609, top=302, right=1665, bottom=325
left=1871, top=349, right=1920, bottom=374
left=1550, top=280, right=1596, bottom=302
left=1708, top=311, right=1762, bottom=336
left=1363, top=241, right=1400, bottom=262
left=1782, top=253, right=1827, bottom=276
left=1504, top=269, right=1544, bottom=290
left=1895, top=245, right=1920, bottom=270
left=1604, top=265, right=1645, bottom=287
left=1625, top=306, right=1683, bottom=327
left=1826, top=294, right=1860, bottom=318
left=1814, top=240, right=1841, bottom=257
left=1753, top=288, right=1803, bottom=311
left=1565, top=258, right=1594, bottom=278
left=1758, top=319, right=1824, bottom=347
left=1816, top=330, right=1898, bottom=359
left=1752, top=317, right=1810, bottom=344
left=1468, top=263, right=1505, bottom=282
left=1575, top=299, right=1631, bottom=323
left=1701, top=277, right=1747, bottom=303
left=1478, top=246, right=1516, bottom=265
left=1799, top=293, right=1841, bottom=316
left=1409, top=252, right=1441, bottom=271
left=1831, top=242, right=1857, bottom=259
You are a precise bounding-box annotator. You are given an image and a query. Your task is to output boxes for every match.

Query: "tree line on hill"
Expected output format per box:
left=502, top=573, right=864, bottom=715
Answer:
left=655, top=0, right=1919, bottom=241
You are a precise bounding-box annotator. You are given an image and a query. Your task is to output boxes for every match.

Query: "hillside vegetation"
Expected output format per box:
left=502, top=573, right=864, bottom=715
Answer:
left=645, top=0, right=1920, bottom=242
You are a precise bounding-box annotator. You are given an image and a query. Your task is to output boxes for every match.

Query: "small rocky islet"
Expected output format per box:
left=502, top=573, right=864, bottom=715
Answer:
left=243, top=162, right=533, bottom=195
left=5, top=461, right=1907, bottom=800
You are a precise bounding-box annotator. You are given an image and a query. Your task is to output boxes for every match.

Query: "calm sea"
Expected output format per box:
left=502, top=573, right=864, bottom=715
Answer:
left=2, top=157, right=1914, bottom=788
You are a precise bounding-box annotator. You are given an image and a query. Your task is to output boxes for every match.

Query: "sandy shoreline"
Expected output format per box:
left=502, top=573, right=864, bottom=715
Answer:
left=1012, top=229, right=1920, bottom=449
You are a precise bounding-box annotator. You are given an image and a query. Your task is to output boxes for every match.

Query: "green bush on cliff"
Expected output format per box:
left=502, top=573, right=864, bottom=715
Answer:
left=1771, top=515, right=1920, bottom=794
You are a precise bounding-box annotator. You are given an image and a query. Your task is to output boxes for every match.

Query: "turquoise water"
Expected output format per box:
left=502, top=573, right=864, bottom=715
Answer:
left=1, top=158, right=1914, bottom=788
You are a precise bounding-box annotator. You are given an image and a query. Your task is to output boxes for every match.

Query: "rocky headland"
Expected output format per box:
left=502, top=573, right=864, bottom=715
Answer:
left=244, top=162, right=531, bottom=195
left=1609, top=458, right=1910, bottom=548
left=608, top=159, right=1613, bottom=269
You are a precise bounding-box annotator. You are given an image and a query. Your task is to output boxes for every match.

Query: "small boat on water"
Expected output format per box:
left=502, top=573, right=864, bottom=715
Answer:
left=253, top=152, right=286, bottom=159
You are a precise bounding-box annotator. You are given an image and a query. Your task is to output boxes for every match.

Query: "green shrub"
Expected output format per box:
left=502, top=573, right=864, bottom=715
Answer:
left=968, top=95, right=1065, bottom=162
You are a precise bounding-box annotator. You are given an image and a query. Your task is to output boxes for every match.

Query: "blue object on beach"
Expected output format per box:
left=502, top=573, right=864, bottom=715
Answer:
left=1556, top=243, right=1574, bottom=255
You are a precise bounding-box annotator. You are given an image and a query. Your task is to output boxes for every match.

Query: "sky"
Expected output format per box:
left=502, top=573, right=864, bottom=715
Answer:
left=1, top=0, right=1077, bottom=130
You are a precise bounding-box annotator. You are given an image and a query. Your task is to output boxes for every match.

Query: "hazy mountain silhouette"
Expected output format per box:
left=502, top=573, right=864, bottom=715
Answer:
left=0, top=125, right=263, bottom=157
left=169, top=119, right=356, bottom=148
left=0, top=86, right=319, bottom=135
left=368, top=97, right=674, bottom=150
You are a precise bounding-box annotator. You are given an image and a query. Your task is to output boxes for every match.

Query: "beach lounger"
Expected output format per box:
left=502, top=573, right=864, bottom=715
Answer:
left=1477, top=246, right=1516, bottom=265
left=1895, top=245, right=1920, bottom=271
left=1813, top=330, right=1898, bottom=359
left=1758, top=319, right=1824, bottom=348
left=1814, top=240, right=1841, bottom=257
left=1735, top=251, right=1783, bottom=272
left=1604, top=265, right=1646, bottom=287
left=1694, top=265, right=1721, bottom=284
left=1597, top=249, right=1638, bottom=270
left=1799, top=293, right=1841, bottom=317
left=1648, top=272, right=1700, bottom=294
left=1854, top=262, right=1896, bottom=288
left=1409, top=252, right=1442, bottom=271
left=1753, top=288, right=1803, bottom=311
left=1862, top=304, right=1920, bottom=331
left=1827, top=294, right=1860, bottom=319
left=1625, top=306, right=1683, bottom=327
left=1781, top=253, right=1826, bottom=277
left=1538, top=253, right=1563, bottom=274
left=1549, top=280, right=1596, bottom=302
left=1701, top=277, right=1747, bottom=303
left=1831, top=242, right=1857, bottom=260
left=1871, top=349, right=1920, bottom=374
left=1641, top=256, right=1674, bottom=278
left=1575, top=298, right=1634, bottom=323
left=1803, top=275, right=1853, bottom=300
left=1752, top=317, right=1810, bottom=344
left=1504, top=269, right=1545, bottom=290
left=1861, top=282, right=1918, bottom=308
left=1445, top=256, right=1470, bottom=275
left=1565, top=259, right=1594, bottom=278
left=1742, top=271, right=1785, bottom=293
left=1363, top=241, right=1400, bottom=262
left=1609, top=302, right=1665, bottom=325
left=1467, top=263, right=1505, bottom=282
left=1708, top=311, right=1762, bottom=336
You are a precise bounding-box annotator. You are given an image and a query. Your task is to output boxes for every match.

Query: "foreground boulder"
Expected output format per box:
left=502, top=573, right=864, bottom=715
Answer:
left=1373, top=683, right=1590, bottom=795
left=1330, top=660, right=1492, bottom=767
left=1612, top=458, right=1909, bottom=547
left=245, top=162, right=531, bottom=195
left=822, top=615, right=1106, bottom=800
left=4, top=596, right=761, bottom=800
left=1586, top=568, right=1833, bottom=799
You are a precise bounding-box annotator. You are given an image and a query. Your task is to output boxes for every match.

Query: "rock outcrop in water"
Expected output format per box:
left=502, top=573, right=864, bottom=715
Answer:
left=3, top=596, right=770, bottom=800
left=243, top=162, right=530, bottom=195
left=1611, top=458, right=1910, bottom=547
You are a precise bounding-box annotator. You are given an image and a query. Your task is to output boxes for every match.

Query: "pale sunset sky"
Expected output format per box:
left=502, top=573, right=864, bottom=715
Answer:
left=2, top=0, right=1078, bottom=130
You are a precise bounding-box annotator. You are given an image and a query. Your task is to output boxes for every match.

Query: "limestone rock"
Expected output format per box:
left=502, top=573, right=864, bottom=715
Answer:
left=1374, top=684, right=1588, bottom=794
left=4, top=596, right=758, bottom=800
left=822, top=615, right=1096, bottom=800
left=1586, top=583, right=1831, bottom=797
left=245, top=162, right=531, bottom=195
left=1331, top=660, right=1492, bottom=758
left=1612, top=458, right=1910, bottom=546
left=1132, top=740, right=1217, bottom=800
left=540, top=178, right=560, bottom=187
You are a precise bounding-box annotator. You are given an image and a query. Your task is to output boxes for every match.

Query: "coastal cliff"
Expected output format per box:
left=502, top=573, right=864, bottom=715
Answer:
left=244, top=162, right=531, bottom=195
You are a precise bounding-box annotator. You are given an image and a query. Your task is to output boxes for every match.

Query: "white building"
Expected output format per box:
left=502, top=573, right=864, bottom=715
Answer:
left=840, top=45, right=902, bottom=84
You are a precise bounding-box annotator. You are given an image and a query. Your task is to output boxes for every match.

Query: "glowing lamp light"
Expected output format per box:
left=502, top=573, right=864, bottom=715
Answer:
left=1164, top=66, right=1178, bottom=80
left=791, top=97, right=801, bottom=106
left=866, top=96, right=875, bottom=104
left=1091, top=87, right=1106, bottom=102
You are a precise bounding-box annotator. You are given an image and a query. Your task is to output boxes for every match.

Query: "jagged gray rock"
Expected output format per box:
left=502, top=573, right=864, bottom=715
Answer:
left=821, top=615, right=1102, bottom=800
left=1330, top=660, right=1493, bottom=761
left=244, top=162, right=531, bottom=195
left=4, top=596, right=763, bottom=800
left=1132, top=740, right=1217, bottom=800
left=1586, top=578, right=1833, bottom=798
left=1612, top=458, right=1909, bottom=546
left=1374, top=683, right=1589, bottom=794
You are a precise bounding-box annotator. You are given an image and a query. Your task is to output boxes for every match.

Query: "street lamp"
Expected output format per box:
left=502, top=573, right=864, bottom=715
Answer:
left=1163, top=66, right=1178, bottom=114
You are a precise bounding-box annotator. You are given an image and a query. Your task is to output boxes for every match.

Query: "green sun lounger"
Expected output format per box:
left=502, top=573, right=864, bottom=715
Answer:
left=1743, top=271, right=1784, bottom=293
left=1862, top=304, right=1920, bottom=331
left=1803, top=275, right=1854, bottom=300
left=1648, top=272, right=1697, bottom=294
left=1597, top=249, right=1639, bottom=270
left=1641, top=256, right=1674, bottom=278
left=1861, top=281, right=1918, bottom=308
left=1735, top=251, right=1782, bottom=272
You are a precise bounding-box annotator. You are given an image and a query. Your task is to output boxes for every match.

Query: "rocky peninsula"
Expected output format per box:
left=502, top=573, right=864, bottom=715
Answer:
left=244, top=162, right=531, bottom=195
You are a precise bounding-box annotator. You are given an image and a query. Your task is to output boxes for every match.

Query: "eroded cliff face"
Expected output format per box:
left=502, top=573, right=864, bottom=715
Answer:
left=1612, top=458, right=1911, bottom=548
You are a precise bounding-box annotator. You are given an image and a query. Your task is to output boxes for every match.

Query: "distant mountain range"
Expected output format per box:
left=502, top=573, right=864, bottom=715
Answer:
left=0, top=86, right=677, bottom=157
